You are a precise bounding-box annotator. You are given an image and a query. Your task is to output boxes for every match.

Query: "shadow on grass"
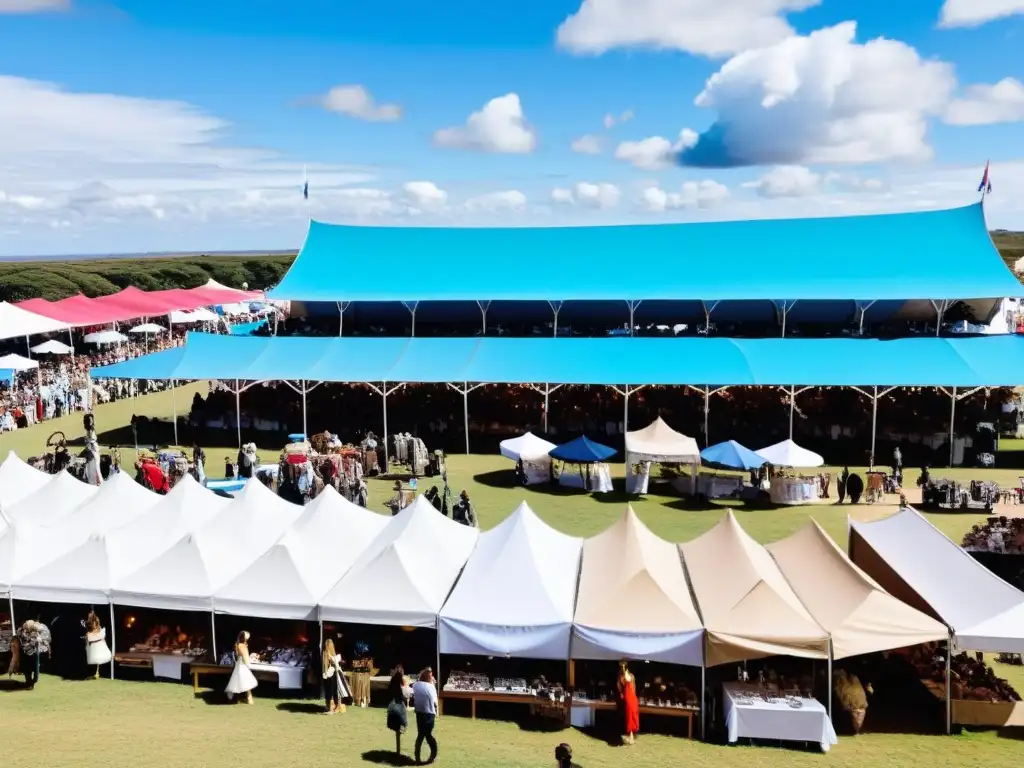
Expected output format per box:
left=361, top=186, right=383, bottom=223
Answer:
left=276, top=701, right=325, bottom=715
left=193, top=689, right=236, bottom=706
left=360, top=749, right=416, bottom=766
left=0, top=679, right=29, bottom=692
left=471, top=469, right=520, bottom=490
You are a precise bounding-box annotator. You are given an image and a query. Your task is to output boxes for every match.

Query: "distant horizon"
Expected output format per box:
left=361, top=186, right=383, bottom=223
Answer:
left=0, top=248, right=300, bottom=263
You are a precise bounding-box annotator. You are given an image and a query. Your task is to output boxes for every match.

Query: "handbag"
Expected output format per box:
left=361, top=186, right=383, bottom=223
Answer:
left=386, top=698, right=408, bottom=733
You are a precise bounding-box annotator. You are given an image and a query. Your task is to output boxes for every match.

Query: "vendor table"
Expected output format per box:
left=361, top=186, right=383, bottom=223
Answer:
left=190, top=661, right=307, bottom=691
left=723, top=683, right=836, bottom=752
left=115, top=651, right=197, bottom=680
left=769, top=477, right=819, bottom=506
left=439, top=690, right=560, bottom=720
left=569, top=699, right=697, bottom=738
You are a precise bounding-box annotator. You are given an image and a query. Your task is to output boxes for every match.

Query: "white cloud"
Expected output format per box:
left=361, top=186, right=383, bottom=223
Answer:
left=574, top=182, right=621, bottom=209
left=945, top=78, right=1024, bottom=126
left=744, top=165, right=822, bottom=197
left=433, top=93, right=536, bottom=154
left=939, top=0, right=1024, bottom=27
left=463, top=190, right=528, bottom=211
left=679, top=23, right=957, bottom=168
left=0, top=0, right=68, bottom=12
left=551, top=188, right=576, bottom=204
left=319, top=85, right=402, bottom=122
left=402, top=181, right=448, bottom=208
left=640, top=180, right=730, bottom=211
left=603, top=110, right=634, bottom=129
left=571, top=134, right=603, bottom=154
left=557, top=0, right=821, bottom=58
left=614, top=129, right=697, bottom=170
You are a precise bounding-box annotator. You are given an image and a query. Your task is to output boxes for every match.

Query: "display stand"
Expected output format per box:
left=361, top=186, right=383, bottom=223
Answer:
left=558, top=463, right=613, bottom=493
left=769, top=476, right=820, bottom=506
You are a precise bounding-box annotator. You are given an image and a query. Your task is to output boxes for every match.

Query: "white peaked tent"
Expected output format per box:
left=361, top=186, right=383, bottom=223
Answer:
left=319, top=495, right=479, bottom=627
left=30, top=339, right=74, bottom=355
left=215, top=487, right=389, bottom=620
left=439, top=502, right=583, bottom=659
left=572, top=506, right=703, bottom=665
left=14, top=474, right=163, bottom=604
left=500, top=432, right=557, bottom=461
left=0, top=353, right=39, bottom=372
left=0, top=450, right=50, bottom=509
left=113, top=479, right=300, bottom=612
left=850, top=508, right=1024, bottom=653
left=0, top=301, right=71, bottom=341
left=2, top=470, right=98, bottom=529
left=625, top=417, right=700, bottom=494
left=756, top=439, right=824, bottom=467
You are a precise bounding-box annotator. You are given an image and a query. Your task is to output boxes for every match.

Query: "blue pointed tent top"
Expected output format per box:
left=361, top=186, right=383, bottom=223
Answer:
left=549, top=435, right=617, bottom=463
left=700, top=440, right=766, bottom=470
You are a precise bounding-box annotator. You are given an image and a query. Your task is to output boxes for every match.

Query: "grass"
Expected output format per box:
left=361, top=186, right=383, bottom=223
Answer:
left=3, top=388, right=1024, bottom=766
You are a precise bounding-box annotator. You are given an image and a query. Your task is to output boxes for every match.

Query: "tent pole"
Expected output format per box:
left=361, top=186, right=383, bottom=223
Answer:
left=383, top=383, right=390, bottom=472
left=543, top=383, right=550, bottom=434
left=109, top=601, right=116, bottom=680
left=623, top=385, right=629, bottom=435
left=700, top=660, right=706, bottom=741
left=301, top=380, right=308, bottom=438
left=68, top=329, right=75, bottom=363
left=627, top=301, right=635, bottom=337
left=945, top=634, right=952, bottom=734
left=435, top=616, right=442, bottom=712
left=948, top=386, right=957, bottom=468
left=704, top=386, right=710, bottom=447
left=337, top=301, right=344, bottom=337
left=788, top=385, right=796, bottom=440
left=463, top=384, right=470, bottom=455
left=827, top=639, right=833, bottom=718
left=171, top=379, right=179, bottom=446
left=870, top=385, right=878, bottom=461
left=235, top=380, right=242, bottom=449
left=25, top=335, right=30, bottom=358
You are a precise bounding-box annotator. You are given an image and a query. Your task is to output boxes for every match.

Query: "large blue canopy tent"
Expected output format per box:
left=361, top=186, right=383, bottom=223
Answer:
left=92, top=332, right=1024, bottom=466
left=549, top=435, right=617, bottom=463
left=700, top=440, right=766, bottom=471
left=269, top=204, right=1021, bottom=333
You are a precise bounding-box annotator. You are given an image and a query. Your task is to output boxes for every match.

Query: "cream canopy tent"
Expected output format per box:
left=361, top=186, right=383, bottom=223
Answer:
left=767, top=520, right=947, bottom=659
left=113, top=479, right=300, bottom=612
left=319, top=495, right=479, bottom=627
left=850, top=507, right=1024, bottom=653
left=572, top=506, right=703, bottom=665
left=214, top=486, right=389, bottom=621
left=499, top=432, right=557, bottom=486
left=625, top=417, right=700, bottom=494
left=681, top=510, right=829, bottom=666
left=756, top=439, right=824, bottom=467
left=1, top=470, right=98, bottom=531
left=439, top=502, right=583, bottom=659
left=0, top=301, right=70, bottom=341
left=0, top=451, right=50, bottom=509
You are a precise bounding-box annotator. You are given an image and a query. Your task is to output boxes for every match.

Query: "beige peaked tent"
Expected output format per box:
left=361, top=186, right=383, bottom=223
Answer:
left=573, top=506, right=703, bottom=665
left=625, top=417, right=700, bottom=494
left=767, top=520, right=948, bottom=659
left=682, top=511, right=829, bottom=665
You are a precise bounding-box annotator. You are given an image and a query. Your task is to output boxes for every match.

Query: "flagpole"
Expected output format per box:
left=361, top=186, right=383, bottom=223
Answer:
left=980, top=159, right=990, bottom=205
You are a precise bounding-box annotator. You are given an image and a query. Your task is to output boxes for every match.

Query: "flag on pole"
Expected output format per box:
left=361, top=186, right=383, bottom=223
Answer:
left=302, top=164, right=309, bottom=200
left=978, top=161, right=992, bottom=195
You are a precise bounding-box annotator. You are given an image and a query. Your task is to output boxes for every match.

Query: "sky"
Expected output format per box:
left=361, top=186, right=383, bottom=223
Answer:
left=1, top=0, right=1023, bottom=256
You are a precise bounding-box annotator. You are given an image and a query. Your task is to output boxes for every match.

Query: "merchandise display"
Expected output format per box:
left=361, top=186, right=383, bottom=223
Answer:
left=129, top=625, right=207, bottom=657
left=963, top=517, right=1024, bottom=554
left=218, top=645, right=310, bottom=668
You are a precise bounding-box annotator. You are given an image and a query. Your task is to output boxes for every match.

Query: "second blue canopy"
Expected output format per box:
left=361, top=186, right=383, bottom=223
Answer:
left=549, top=435, right=617, bottom=463
left=700, top=440, right=766, bottom=470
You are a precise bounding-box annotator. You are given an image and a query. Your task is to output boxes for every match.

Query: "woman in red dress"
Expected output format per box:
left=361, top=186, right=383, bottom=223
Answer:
left=618, top=660, right=639, bottom=745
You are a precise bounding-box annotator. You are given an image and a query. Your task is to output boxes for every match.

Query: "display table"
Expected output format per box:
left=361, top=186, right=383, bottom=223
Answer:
left=190, top=661, right=307, bottom=692
left=115, top=651, right=198, bottom=680
left=626, top=462, right=651, bottom=494
left=439, top=689, right=556, bottom=719
left=569, top=698, right=697, bottom=738
left=522, top=459, right=551, bottom=486
left=723, top=683, right=836, bottom=751
left=673, top=473, right=743, bottom=499
left=558, top=464, right=614, bottom=493
left=769, top=477, right=819, bottom=506
left=921, top=679, right=1024, bottom=727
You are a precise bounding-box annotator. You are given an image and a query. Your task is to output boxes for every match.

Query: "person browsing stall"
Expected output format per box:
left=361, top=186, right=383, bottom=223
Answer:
left=452, top=490, right=477, bottom=527
left=412, top=667, right=438, bottom=765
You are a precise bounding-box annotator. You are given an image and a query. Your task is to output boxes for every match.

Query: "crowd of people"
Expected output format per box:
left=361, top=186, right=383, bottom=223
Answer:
left=962, top=517, right=1024, bottom=554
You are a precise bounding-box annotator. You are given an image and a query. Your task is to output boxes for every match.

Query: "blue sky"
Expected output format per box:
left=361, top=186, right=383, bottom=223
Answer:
left=1, top=0, right=1023, bottom=255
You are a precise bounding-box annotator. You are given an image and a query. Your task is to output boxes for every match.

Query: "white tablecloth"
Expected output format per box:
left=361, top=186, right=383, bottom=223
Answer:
left=569, top=703, right=596, bottom=728
left=769, top=477, right=819, bottom=506
left=558, top=464, right=614, bottom=493
left=723, top=683, right=837, bottom=752
left=151, top=654, right=191, bottom=680
left=250, top=662, right=306, bottom=690
left=626, top=462, right=650, bottom=494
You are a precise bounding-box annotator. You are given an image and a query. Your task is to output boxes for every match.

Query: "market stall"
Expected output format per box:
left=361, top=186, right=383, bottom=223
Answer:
left=624, top=417, right=700, bottom=495
left=499, top=432, right=556, bottom=486
left=548, top=435, right=615, bottom=493
left=723, top=682, right=837, bottom=751
left=690, top=440, right=765, bottom=499
left=756, top=439, right=825, bottom=505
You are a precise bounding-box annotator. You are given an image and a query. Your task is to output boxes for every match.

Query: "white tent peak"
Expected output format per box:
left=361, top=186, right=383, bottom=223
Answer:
left=756, top=439, right=824, bottom=468
left=0, top=353, right=39, bottom=371
left=0, top=451, right=50, bottom=509
left=500, top=432, right=557, bottom=461
left=4, top=470, right=98, bottom=528
left=0, top=301, right=71, bottom=341
left=30, top=339, right=74, bottom=355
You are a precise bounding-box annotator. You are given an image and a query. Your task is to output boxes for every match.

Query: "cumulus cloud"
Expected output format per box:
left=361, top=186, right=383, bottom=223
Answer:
left=939, top=0, right=1024, bottom=27
left=744, top=165, right=822, bottom=197
left=603, top=110, right=634, bottom=128
left=677, top=23, right=956, bottom=168
left=433, top=94, right=536, bottom=154
left=551, top=188, right=576, bottom=204
left=640, top=180, right=730, bottom=211
left=319, top=85, right=402, bottom=121
left=571, top=134, right=603, bottom=154
left=0, top=0, right=68, bottom=11
left=574, top=182, right=621, bottom=209
left=402, top=181, right=448, bottom=208
left=615, top=129, right=698, bottom=170
left=557, top=0, right=821, bottom=58
left=463, top=190, right=528, bottom=211
left=945, top=78, right=1024, bottom=125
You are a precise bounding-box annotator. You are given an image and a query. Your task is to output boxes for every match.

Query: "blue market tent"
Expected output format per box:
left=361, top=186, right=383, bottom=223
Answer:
left=700, top=440, right=766, bottom=470
left=549, top=435, right=617, bottom=463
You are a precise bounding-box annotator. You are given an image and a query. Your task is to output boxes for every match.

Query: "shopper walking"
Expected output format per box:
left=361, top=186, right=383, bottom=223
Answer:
left=412, top=667, right=438, bottom=765
left=386, top=665, right=413, bottom=755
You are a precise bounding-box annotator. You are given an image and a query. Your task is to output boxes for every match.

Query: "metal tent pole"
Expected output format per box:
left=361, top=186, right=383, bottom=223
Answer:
left=548, top=301, right=562, bottom=337
left=109, top=602, right=117, bottom=679
left=403, top=302, right=419, bottom=338
left=235, top=380, right=242, bottom=449
left=704, top=386, right=710, bottom=446
left=477, top=300, right=490, bottom=336
left=24, top=335, right=30, bottom=358
left=435, top=616, right=442, bottom=711
left=827, top=639, right=833, bottom=718
left=171, top=378, right=179, bottom=446
left=301, top=380, right=308, bottom=438
left=383, top=382, right=390, bottom=470
left=949, top=386, right=957, bottom=467
left=789, top=385, right=796, bottom=440
left=870, top=385, right=878, bottom=459
left=623, top=385, right=629, bottom=434
left=700, top=660, right=706, bottom=741
left=463, top=385, right=470, bottom=455
left=211, top=610, right=218, bottom=663
left=945, top=635, right=952, bottom=734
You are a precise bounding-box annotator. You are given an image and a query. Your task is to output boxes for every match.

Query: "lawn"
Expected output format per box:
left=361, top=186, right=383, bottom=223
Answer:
left=3, top=389, right=1024, bottom=766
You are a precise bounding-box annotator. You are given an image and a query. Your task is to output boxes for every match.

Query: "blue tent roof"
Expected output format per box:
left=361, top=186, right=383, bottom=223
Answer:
left=700, top=440, right=766, bottom=470
left=268, top=205, right=1020, bottom=303
left=549, top=435, right=617, bottom=463
left=92, top=332, right=1024, bottom=388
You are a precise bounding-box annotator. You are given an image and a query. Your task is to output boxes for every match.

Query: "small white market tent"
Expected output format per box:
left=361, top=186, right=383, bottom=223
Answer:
left=756, top=439, right=824, bottom=467
left=499, top=432, right=557, bottom=486
left=13, top=474, right=163, bottom=604
left=625, top=417, right=701, bottom=494
left=850, top=508, right=1024, bottom=653
left=0, top=353, right=39, bottom=372
left=767, top=519, right=948, bottom=660
left=0, top=302, right=71, bottom=341
left=0, top=450, right=51, bottom=509
left=572, top=506, right=703, bottom=665
left=319, top=495, right=479, bottom=628
left=214, top=486, right=389, bottom=621
left=439, top=502, right=583, bottom=659
left=113, top=479, right=300, bottom=612
left=30, top=339, right=74, bottom=355
left=1, top=470, right=98, bottom=530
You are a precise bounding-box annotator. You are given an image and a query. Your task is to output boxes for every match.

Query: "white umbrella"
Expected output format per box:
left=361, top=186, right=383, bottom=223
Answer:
left=0, top=353, right=39, bottom=371
left=189, top=307, right=220, bottom=322
left=756, top=439, right=824, bottom=468
left=83, top=330, right=129, bottom=345
left=129, top=323, right=166, bottom=334
left=168, top=309, right=218, bottom=324
left=30, top=339, right=74, bottom=355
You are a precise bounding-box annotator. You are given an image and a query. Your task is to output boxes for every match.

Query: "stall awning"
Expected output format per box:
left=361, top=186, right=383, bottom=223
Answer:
left=0, top=301, right=71, bottom=341
left=549, top=435, right=616, bottom=463
left=700, top=440, right=765, bottom=470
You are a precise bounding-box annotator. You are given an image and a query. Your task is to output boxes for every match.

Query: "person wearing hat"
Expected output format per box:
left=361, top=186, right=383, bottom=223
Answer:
left=452, top=490, right=477, bottom=528
left=386, top=481, right=407, bottom=516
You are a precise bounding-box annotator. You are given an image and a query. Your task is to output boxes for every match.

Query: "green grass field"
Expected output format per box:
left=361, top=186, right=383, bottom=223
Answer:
left=2, top=387, right=1024, bottom=766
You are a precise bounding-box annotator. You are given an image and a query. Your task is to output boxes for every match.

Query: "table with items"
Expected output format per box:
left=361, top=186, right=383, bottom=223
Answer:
left=723, top=682, right=837, bottom=752
left=440, top=672, right=567, bottom=721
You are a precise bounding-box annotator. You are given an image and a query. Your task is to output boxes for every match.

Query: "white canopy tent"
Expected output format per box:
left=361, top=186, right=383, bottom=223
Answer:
left=169, top=308, right=219, bottom=325
left=0, top=353, right=39, bottom=372
left=0, top=302, right=70, bottom=342
left=850, top=508, right=1024, bottom=653
left=29, top=339, right=73, bottom=355
left=499, top=432, right=557, bottom=486
left=214, top=487, right=389, bottom=620
left=0, top=450, right=51, bottom=509
left=756, top=439, right=824, bottom=467
left=113, top=479, right=300, bottom=612
left=439, top=502, right=582, bottom=659
left=624, top=417, right=700, bottom=494
left=129, top=323, right=166, bottom=334
left=1, top=470, right=98, bottom=532
left=319, top=495, right=479, bottom=627
left=83, top=330, right=128, bottom=345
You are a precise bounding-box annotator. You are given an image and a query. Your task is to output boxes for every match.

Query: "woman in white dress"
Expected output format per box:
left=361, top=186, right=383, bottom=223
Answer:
left=225, top=631, right=258, bottom=704
left=82, top=413, right=103, bottom=486
left=83, top=611, right=112, bottom=679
